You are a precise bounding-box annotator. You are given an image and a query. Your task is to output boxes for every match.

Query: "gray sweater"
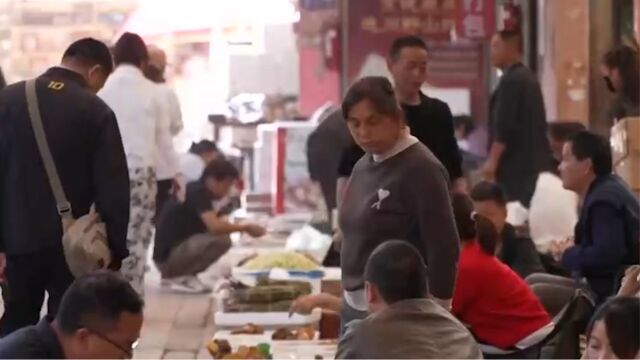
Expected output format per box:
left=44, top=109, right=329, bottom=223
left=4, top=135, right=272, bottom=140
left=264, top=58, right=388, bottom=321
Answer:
left=339, top=142, right=460, bottom=299
left=336, top=299, right=482, bottom=359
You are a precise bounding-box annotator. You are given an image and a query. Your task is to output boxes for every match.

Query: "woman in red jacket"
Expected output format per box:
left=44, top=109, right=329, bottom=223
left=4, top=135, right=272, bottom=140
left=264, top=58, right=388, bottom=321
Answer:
left=451, top=194, right=551, bottom=350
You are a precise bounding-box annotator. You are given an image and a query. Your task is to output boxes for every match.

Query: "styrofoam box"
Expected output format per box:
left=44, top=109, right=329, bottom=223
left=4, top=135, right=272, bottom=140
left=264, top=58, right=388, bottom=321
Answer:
left=209, top=331, right=337, bottom=359
left=213, top=309, right=322, bottom=327
left=211, top=330, right=319, bottom=346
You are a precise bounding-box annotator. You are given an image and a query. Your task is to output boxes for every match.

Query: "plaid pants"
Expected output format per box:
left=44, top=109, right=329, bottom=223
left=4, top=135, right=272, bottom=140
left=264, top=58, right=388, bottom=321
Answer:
left=121, top=167, right=156, bottom=297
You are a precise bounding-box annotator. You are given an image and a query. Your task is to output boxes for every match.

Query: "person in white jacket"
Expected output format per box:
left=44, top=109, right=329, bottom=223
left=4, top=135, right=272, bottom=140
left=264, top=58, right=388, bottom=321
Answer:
left=99, top=33, right=178, bottom=296
left=144, top=45, right=183, bottom=217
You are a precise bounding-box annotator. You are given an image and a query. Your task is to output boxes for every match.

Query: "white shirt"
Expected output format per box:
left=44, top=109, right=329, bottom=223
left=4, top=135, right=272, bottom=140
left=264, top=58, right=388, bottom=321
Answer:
left=99, top=65, right=178, bottom=173
left=528, top=172, right=579, bottom=253
left=154, top=83, right=182, bottom=179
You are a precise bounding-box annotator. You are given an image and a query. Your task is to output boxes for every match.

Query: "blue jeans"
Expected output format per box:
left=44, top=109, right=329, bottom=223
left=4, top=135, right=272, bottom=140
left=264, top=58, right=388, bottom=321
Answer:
left=339, top=298, right=368, bottom=338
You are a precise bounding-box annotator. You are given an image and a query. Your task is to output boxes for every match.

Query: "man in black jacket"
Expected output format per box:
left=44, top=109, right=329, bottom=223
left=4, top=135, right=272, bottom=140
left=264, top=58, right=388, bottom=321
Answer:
left=387, top=36, right=465, bottom=192
left=0, top=38, right=130, bottom=335
left=484, top=30, right=552, bottom=207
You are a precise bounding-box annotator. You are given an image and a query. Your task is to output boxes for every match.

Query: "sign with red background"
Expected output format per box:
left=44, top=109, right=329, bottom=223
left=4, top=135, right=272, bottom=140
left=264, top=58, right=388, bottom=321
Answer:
left=345, top=0, right=495, bottom=122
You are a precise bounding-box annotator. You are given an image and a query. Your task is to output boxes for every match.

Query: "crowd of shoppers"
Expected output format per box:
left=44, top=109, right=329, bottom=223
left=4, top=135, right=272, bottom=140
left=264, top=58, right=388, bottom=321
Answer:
left=0, top=23, right=637, bottom=360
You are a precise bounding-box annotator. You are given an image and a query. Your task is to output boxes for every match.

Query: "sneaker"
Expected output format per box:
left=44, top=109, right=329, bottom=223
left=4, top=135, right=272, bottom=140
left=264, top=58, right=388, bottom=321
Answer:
left=161, top=277, right=208, bottom=294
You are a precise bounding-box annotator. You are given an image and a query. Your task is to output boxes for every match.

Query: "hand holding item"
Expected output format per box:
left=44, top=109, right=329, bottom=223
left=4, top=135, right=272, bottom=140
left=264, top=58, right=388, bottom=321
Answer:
left=289, top=294, right=320, bottom=316
left=550, top=237, right=574, bottom=262
left=289, top=293, right=342, bottom=317
left=618, top=265, right=640, bottom=297
left=243, top=224, right=266, bottom=238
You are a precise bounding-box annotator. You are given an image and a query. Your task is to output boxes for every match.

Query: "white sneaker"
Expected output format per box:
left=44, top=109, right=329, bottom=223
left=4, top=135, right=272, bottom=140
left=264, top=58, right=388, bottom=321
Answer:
left=161, top=277, right=208, bottom=294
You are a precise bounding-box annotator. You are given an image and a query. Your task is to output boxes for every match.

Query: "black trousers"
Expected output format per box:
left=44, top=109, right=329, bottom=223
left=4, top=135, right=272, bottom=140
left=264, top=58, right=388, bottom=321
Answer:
left=0, top=246, right=74, bottom=336
left=156, top=179, right=174, bottom=220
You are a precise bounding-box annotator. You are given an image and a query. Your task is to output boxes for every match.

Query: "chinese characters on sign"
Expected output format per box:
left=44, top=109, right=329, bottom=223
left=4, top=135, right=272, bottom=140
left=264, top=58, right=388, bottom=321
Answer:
left=456, top=0, right=495, bottom=39
left=360, top=0, right=458, bottom=36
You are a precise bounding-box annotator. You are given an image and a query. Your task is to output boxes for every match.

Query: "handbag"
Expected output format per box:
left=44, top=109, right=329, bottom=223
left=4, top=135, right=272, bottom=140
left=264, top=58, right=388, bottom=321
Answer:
left=24, top=79, right=111, bottom=277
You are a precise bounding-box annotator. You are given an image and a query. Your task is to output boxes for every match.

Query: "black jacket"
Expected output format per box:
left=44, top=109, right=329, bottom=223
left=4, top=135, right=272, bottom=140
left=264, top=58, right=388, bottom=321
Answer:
left=307, top=108, right=354, bottom=211
left=0, top=317, right=64, bottom=358
left=498, top=224, right=545, bottom=279
left=489, top=63, right=552, bottom=207
left=0, top=67, right=130, bottom=262
left=403, top=93, right=463, bottom=181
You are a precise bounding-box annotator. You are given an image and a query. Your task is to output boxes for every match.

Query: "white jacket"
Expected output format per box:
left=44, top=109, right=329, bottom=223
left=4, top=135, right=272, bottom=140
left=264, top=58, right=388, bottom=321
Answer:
left=98, top=65, right=178, bottom=176
left=154, top=83, right=183, bottom=179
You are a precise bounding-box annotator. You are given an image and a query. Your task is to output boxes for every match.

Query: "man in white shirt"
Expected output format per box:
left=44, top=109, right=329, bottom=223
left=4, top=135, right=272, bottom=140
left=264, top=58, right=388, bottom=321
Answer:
left=144, top=45, right=183, bottom=217
left=99, top=33, right=178, bottom=296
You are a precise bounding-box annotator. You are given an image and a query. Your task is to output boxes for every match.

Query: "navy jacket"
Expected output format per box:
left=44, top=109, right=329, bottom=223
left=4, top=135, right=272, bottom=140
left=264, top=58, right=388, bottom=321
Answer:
left=562, top=175, right=640, bottom=300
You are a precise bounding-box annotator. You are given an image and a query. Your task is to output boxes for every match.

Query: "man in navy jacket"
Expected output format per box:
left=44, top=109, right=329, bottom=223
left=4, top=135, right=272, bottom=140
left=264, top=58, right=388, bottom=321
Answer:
left=554, top=131, right=639, bottom=301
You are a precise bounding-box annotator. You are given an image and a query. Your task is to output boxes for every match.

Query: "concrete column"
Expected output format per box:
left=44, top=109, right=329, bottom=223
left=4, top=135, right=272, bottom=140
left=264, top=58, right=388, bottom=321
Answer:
left=539, top=0, right=590, bottom=125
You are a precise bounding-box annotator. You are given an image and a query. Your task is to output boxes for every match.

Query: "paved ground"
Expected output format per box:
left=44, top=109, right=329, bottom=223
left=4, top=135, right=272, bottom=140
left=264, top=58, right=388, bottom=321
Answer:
left=134, top=268, right=216, bottom=360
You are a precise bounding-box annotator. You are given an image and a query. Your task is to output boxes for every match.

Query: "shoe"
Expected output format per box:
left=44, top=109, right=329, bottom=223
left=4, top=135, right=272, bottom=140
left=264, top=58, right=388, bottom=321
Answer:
left=161, top=277, right=208, bottom=294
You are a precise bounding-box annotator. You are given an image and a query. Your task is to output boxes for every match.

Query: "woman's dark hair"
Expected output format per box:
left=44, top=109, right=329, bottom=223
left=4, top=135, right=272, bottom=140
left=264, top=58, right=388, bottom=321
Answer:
left=603, top=45, right=640, bottom=104
left=586, top=296, right=640, bottom=359
left=452, top=193, right=498, bottom=255
left=341, top=76, right=404, bottom=121
left=112, top=32, right=148, bottom=68
left=201, top=158, right=239, bottom=182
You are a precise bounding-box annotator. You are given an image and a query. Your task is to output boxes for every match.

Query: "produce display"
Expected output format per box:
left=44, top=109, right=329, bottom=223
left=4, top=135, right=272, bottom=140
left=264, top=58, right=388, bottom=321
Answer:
left=207, top=340, right=271, bottom=360
left=241, top=252, right=319, bottom=271
left=230, top=323, right=264, bottom=335
left=224, top=278, right=312, bottom=313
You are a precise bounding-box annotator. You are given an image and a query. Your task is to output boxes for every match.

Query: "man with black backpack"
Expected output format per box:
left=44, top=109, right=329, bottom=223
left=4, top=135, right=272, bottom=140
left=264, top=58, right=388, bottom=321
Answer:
left=0, top=38, right=130, bottom=335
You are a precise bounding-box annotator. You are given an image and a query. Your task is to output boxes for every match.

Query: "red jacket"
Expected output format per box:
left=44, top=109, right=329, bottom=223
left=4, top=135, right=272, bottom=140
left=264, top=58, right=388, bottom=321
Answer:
left=452, top=240, right=551, bottom=349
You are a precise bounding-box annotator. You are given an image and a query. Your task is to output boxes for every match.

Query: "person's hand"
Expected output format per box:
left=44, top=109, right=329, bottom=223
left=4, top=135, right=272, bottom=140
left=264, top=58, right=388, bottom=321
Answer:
left=289, top=294, right=320, bottom=316
left=0, top=253, right=6, bottom=282
left=618, top=265, right=640, bottom=297
left=452, top=178, right=468, bottom=194
left=481, top=161, right=497, bottom=182
left=332, top=230, right=343, bottom=252
left=550, top=237, right=574, bottom=262
left=243, top=224, right=266, bottom=238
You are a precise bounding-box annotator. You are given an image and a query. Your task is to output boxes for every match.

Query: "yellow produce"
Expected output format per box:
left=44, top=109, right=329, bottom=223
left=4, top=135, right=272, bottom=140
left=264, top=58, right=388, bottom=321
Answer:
left=242, top=252, right=319, bottom=271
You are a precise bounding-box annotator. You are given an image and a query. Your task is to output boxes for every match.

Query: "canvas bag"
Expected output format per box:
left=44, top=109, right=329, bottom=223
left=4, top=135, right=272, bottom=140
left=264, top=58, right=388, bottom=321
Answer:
left=24, top=79, right=111, bottom=277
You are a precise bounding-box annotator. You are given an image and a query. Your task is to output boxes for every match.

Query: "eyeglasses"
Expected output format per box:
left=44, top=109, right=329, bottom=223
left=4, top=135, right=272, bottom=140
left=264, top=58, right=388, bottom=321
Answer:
left=86, top=328, right=139, bottom=359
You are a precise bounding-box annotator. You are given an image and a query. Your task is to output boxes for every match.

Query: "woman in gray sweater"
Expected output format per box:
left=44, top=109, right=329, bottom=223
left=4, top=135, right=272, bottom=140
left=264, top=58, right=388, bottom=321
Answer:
left=338, top=76, right=460, bottom=332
